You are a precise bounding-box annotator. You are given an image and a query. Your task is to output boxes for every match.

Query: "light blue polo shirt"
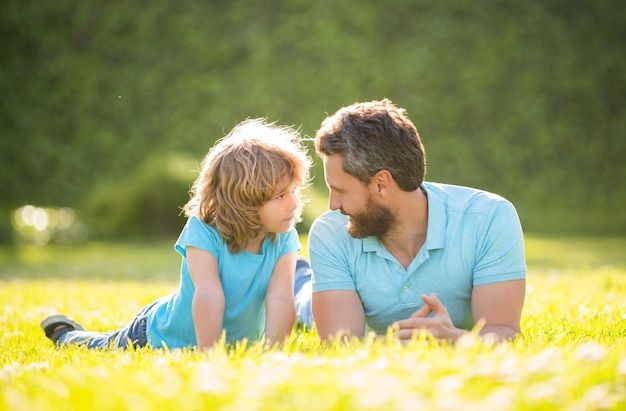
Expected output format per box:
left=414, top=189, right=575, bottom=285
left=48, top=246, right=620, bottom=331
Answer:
left=146, top=216, right=300, bottom=348
left=309, top=182, right=526, bottom=334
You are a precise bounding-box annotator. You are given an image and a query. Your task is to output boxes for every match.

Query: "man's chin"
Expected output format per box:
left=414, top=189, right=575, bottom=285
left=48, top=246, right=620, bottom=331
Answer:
left=346, top=222, right=367, bottom=239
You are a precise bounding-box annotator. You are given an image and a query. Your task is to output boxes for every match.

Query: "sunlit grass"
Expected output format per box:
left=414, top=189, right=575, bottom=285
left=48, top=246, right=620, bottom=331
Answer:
left=1, top=235, right=625, bottom=410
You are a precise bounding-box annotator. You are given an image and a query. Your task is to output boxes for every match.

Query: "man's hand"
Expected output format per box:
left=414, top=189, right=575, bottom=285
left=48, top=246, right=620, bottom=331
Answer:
left=392, top=293, right=466, bottom=342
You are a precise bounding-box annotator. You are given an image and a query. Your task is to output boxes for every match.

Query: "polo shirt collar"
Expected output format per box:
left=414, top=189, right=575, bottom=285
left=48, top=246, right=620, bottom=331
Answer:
left=422, top=182, right=446, bottom=250
left=362, top=235, right=379, bottom=252
left=361, top=182, right=446, bottom=253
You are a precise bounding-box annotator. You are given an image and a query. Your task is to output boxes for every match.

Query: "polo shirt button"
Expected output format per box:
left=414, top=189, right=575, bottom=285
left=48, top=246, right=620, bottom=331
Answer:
left=403, top=285, right=409, bottom=291
left=395, top=264, right=401, bottom=269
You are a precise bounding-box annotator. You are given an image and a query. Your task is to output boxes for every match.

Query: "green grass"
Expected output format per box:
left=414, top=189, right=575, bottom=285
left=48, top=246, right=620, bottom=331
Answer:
left=1, top=235, right=626, bottom=410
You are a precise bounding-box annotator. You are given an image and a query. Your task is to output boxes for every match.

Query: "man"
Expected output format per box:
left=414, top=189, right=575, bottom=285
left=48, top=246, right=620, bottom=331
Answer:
left=308, top=99, right=526, bottom=343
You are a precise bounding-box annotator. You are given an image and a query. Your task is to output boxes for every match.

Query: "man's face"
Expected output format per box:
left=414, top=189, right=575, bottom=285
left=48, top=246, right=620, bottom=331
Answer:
left=323, top=154, right=395, bottom=238
left=344, top=193, right=395, bottom=238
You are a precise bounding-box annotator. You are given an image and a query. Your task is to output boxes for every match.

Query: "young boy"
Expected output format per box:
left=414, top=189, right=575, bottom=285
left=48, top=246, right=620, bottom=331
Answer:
left=42, top=119, right=312, bottom=351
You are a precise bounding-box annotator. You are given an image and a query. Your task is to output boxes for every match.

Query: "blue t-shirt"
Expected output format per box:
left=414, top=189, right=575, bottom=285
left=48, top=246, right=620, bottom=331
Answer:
left=309, top=182, right=526, bottom=334
left=145, top=216, right=300, bottom=348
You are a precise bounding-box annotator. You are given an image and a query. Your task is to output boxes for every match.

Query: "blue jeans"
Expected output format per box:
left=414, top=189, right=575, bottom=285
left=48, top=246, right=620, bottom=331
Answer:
left=57, top=300, right=159, bottom=350
left=295, top=258, right=313, bottom=329
left=57, top=261, right=314, bottom=350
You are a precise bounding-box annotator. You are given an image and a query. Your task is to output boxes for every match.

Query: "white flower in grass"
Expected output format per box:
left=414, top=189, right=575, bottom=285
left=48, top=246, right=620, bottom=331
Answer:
left=573, top=342, right=606, bottom=363
left=617, top=357, right=626, bottom=376
left=455, top=331, right=480, bottom=349
left=396, top=394, right=428, bottom=411
left=353, top=373, right=401, bottom=409
left=434, top=392, right=465, bottom=410
left=371, top=356, right=390, bottom=371
left=497, top=356, right=521, bottom=383
left=192, top=363, right=229, bottom=394
left=527, top=378, right=563, bottom=402
left=24, top=361, right=50, bottom=371
left=582, top=383, right=614, bottom=409
left=436, top=374, right=463, bottom=392
left=526, top=348, right=563, bottom=373
left=0, top=362, right=20, bottom=378
left=484, top=387, right=517, bottom=411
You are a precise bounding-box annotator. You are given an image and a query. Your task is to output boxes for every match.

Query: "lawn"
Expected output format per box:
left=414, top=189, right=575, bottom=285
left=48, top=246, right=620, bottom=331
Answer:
left=1, top=234, right=625, bottom=410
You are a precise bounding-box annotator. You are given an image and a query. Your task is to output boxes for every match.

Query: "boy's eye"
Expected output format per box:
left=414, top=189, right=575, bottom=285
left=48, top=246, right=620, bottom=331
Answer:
left=274, top=185, right=298, bottom=200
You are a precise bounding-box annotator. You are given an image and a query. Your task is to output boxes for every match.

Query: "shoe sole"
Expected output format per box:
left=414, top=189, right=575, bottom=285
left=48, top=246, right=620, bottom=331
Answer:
left=41, top=315, right=85, bottom=338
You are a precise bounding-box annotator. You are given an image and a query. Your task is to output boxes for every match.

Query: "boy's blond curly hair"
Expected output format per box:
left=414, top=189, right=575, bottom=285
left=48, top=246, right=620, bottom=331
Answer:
left=184, top=119, right=311, bottom=253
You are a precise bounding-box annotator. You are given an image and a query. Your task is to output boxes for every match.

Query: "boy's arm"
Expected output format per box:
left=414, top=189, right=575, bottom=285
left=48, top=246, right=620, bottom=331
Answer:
left=186, top=246, right=225, bottom=351
left=264, top=251, right=297, bottom=347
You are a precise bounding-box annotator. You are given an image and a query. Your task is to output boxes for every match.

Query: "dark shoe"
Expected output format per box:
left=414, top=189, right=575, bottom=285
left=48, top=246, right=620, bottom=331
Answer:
left=41, top=315, right=84, bottom=343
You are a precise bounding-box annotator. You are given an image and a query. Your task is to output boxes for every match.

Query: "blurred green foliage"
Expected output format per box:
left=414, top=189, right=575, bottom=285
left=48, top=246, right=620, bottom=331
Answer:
left=81, top=152, right=195, bottom=238
left=1, top=0, right=625, bottom=241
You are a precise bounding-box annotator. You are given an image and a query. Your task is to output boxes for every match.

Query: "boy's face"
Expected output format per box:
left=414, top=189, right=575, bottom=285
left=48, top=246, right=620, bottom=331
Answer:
left=257, top=175, right=299, bottom=234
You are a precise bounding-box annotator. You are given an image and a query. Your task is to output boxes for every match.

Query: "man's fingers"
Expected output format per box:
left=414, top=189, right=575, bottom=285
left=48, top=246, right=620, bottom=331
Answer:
left=393, top=325, right=434, bottom=340
left=421, top=292, right=449, bottom=315
left=392, top=317, right=431, bottom=331
left=390, top=293, right=450, bottom=340
left=409, top=303, right=433, bottom=319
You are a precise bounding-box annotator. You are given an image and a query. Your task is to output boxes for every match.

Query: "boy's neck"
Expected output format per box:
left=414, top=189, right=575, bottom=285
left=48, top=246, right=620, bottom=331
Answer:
left=244, top=235, right=265, bottom=254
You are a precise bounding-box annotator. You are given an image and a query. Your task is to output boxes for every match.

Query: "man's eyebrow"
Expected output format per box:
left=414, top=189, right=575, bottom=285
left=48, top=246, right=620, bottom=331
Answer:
left=327, top=183, right=347, bottom=193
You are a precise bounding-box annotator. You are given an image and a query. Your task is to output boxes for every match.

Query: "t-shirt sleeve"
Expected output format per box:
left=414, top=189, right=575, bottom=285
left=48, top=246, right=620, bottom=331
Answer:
left=308, top=213, right=358, bottom=293
left=279, top=228, right=302, bottom=257
left=175, top=216, right=224, bottom=258
left=473, top=200, right=527, bottom=286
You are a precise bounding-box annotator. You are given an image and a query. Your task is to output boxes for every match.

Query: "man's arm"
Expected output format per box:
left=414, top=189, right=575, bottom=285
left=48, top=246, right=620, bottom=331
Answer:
left=470, top=200, right=526, bottom=341
left=312, top=290, right=366, bottom=341
left=392, top=279, right=525, bottom=343
left=472, top=279, right=525, bottom=341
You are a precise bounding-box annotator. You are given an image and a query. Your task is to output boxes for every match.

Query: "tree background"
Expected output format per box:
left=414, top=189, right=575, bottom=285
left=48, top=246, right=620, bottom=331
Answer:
left=2, top=0, right=625, bottom=242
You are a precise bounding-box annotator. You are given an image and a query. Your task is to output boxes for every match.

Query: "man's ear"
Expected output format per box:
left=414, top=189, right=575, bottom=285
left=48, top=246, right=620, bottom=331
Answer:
left=372, top=170, right=393, bottom=196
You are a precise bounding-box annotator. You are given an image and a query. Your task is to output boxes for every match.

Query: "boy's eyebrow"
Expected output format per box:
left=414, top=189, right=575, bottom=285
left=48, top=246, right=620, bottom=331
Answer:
left=275, top=179, right=297, bottom=194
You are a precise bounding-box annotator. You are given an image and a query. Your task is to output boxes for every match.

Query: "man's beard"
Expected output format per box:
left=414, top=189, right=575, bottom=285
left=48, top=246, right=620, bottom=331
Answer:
left=344, top=196, right=396, bottom=239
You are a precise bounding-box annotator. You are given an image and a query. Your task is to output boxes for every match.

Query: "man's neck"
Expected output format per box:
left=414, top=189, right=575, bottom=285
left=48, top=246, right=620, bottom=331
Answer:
left=380, top=188, right=428, bottom=269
